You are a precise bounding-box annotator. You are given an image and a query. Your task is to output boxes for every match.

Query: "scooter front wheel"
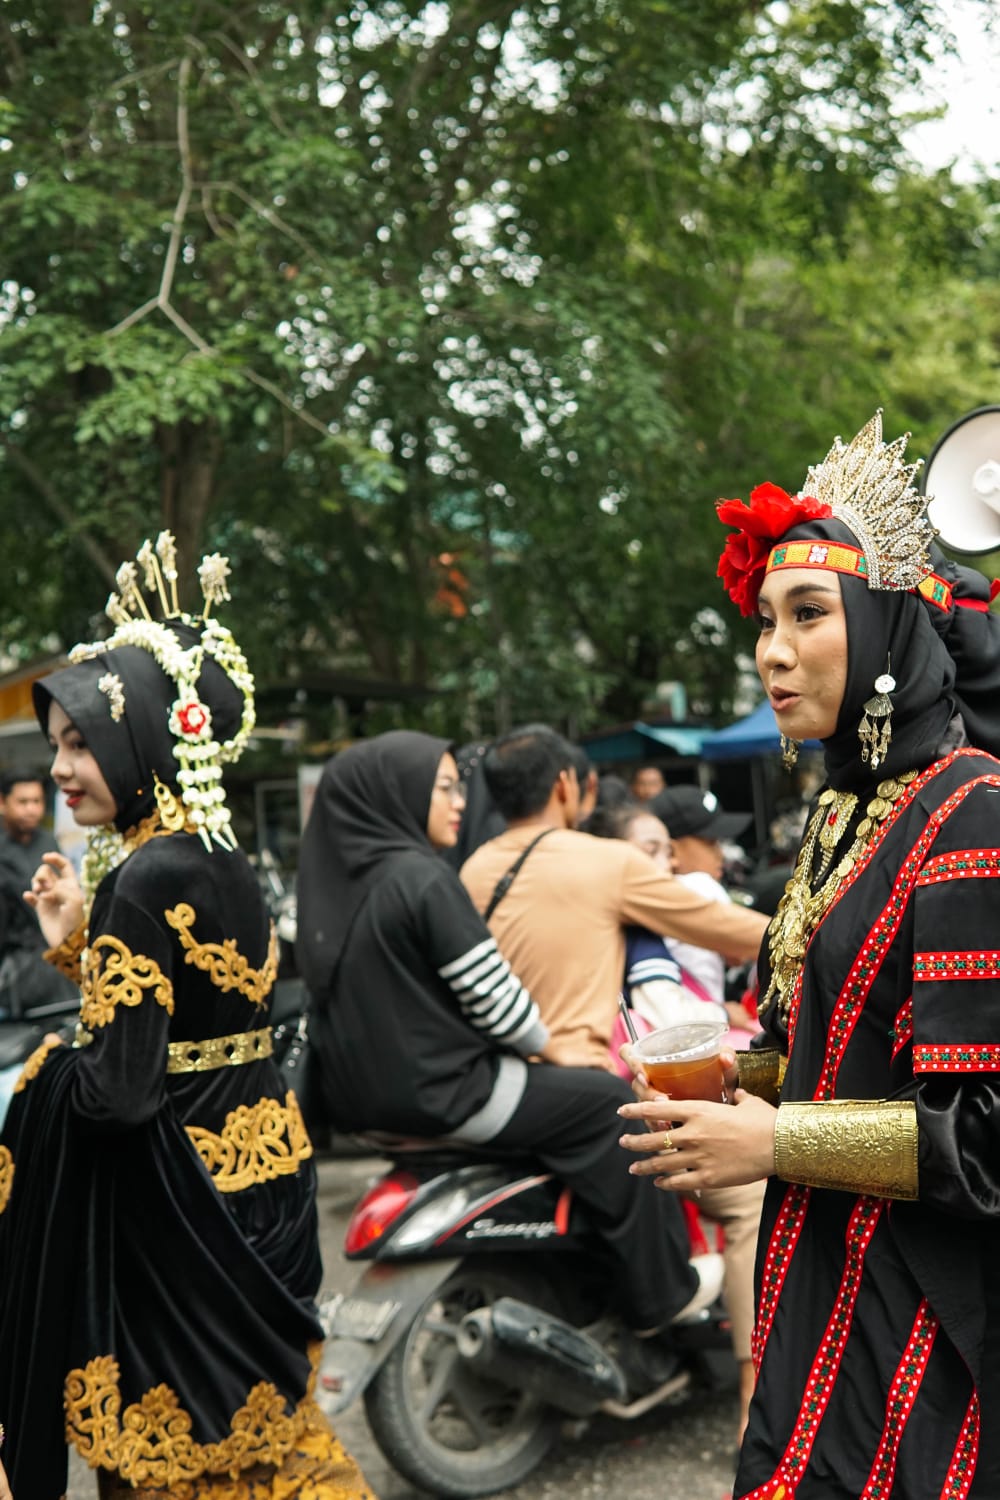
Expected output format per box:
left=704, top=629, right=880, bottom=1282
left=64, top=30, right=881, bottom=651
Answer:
left=363, top=1257, right=560, bottom=1497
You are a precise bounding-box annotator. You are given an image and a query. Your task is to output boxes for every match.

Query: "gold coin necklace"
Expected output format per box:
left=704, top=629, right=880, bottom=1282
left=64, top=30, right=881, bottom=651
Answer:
left=760, top=772, right=916, bottom=1022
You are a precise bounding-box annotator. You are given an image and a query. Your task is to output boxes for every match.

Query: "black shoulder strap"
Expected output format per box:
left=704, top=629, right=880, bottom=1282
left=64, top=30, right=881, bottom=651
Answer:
left=484, top=828, right=556, bottom=922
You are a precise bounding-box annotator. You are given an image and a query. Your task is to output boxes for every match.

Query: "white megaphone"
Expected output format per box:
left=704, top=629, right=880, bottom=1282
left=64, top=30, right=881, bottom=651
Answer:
left=922, top=405, right=1000, bottom=555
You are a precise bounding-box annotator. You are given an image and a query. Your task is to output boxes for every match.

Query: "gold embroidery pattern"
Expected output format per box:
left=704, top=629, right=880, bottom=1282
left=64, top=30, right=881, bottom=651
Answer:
left=774, top=1099, right=919, bottom=1200
left=44, top=921, right=87, bottom=983
left=94, top=1416, right=374, bottom=1499
left=735, top=1048, right=786, bottom=1106
left=0, top=1145, right=14, bottom=1214
left=65, top=1348, right=327, bottom=1487
left=80, top=935, right=174, bottom=1030
left=164, top=904, right=278, bottom=1008
left=186, top=1092, right=313, bottom=1194
left=13, top=1036, right=63, bottom=1093
left=64, top=1354, right=121, bottom=1465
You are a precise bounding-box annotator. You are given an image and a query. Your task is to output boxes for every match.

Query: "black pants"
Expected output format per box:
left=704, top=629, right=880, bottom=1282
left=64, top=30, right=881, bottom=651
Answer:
left=490, top=1063, right=697, bottom=1330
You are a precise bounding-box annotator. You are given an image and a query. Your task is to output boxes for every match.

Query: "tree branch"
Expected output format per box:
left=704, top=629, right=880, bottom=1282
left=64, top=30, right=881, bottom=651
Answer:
left=0, top=436, right=118, bottom=588
left=101, top=53, right=337, bottom=440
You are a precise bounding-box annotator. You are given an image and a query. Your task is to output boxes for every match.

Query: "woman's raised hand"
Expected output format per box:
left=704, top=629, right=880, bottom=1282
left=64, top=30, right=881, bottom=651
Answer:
left=618, top=1089, right=778, bottom=1192
left=24, top=852, right=85, bottom=949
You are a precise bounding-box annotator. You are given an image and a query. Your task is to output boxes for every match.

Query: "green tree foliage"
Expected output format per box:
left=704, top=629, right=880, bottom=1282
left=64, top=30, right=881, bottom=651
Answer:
left=2, top=1, right=998, bottom=734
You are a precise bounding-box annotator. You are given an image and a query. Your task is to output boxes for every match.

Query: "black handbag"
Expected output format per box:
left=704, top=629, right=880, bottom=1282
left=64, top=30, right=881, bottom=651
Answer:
left=271, top=976, right=326, bottom=1131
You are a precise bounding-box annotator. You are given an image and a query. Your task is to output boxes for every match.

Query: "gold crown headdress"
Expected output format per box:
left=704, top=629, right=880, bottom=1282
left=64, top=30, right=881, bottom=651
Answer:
left=802, top=410, right=936, bottom=592
left=69, top=531, right=254, bottom=852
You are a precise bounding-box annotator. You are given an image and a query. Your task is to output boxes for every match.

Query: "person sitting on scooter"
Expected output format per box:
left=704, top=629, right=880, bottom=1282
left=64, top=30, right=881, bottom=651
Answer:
left=459, top=726, right=768, bottom=1441
left=296, top=730, right=724, bottom=1371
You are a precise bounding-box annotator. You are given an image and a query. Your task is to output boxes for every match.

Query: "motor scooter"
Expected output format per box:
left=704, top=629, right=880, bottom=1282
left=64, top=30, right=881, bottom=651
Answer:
left=316, top=1137, right=732, bottom=1498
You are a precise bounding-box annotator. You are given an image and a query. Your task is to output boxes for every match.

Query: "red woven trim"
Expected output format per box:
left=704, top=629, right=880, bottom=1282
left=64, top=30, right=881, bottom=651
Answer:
left=891, top=997, right=913, bottom=1062
left=916, top=572, right=954, bottom=612
left=939, top=1392, right=980, bottom=1499
left=751, top=1184, right=810, bottom=1374
left=743, top=1199, right=885, bottom=1498
left=801, top=759, right=943, bottom=1093
left=802, top=764, right=1000, bottom=1097
left=914, top=951, right=1000, bottom=981
left=917, top=849, right=1000, bottom=885
left=859, top=1300, right=939, bottom=1499
left=913, top=1043, right=1000, bottom=1074
left=954, top=596, right=988, bottom=613
left=766, top=539, right=868, bottom=579
left=784, top=757, right=930, bottom=1060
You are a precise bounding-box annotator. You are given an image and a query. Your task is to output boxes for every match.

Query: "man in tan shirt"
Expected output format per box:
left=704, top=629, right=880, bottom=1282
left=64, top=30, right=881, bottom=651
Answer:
left=461, top=730, right=768, bottom=1070
left=460, top=724, right=769, bottom=1440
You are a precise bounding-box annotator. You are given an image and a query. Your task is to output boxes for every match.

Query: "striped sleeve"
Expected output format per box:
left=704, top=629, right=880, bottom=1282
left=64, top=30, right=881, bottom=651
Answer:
left=625, top=929, right=683, bottom=990
left=438, top=936, right=548, bottom=1055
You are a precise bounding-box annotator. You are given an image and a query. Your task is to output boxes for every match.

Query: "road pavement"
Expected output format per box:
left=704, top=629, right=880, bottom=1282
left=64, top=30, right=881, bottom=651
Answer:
left=68, top=1153, right=740, bottom=1499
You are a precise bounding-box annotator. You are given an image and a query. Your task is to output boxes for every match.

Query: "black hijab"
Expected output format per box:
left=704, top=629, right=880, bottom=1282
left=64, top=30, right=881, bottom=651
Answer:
left=33, top=625, right=244, bottom=834
left=442, top=741, right=505, bottom=870
left=296, top=730, right=452, bottom=996
left=925, top=547, right=1000, bottom=757
left=776, top=517, right=1000, bottom=792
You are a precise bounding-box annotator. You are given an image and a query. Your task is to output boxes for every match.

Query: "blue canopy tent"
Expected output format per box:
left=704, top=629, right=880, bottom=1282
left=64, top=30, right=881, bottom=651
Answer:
left=701, top=700, right=820, bottom=762
left=577, top=720, right=709, bottom=764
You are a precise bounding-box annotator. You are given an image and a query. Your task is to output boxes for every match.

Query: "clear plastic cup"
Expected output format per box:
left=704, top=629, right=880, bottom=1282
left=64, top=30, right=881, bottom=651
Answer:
left=634, top=1021, right=727, bottom=1103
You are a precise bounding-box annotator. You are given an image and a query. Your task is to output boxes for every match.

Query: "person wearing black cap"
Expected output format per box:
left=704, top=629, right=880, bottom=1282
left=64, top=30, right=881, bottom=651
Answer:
left=651, top=784, right=751, bottom=886
left=650, top=784, right=759, bottom=1028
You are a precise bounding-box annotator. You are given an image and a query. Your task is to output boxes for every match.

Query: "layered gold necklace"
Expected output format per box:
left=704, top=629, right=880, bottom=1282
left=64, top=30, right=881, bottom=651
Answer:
left=760, top=772, right=917, bottom=1022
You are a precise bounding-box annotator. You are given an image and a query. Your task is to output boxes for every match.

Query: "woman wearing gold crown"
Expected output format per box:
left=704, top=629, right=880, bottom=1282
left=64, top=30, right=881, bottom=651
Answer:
left=0, top=538, right=375, bottom=1499
left=619, top=414, right=1000, bottom=1498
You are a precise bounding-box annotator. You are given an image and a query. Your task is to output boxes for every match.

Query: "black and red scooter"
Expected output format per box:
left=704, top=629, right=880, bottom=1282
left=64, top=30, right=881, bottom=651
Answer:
left=316, top=1138, right=731, bottom=1498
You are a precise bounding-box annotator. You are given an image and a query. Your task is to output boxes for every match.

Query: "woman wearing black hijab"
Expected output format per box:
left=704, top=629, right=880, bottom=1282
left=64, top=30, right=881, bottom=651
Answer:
left=0, top=540, right=374, bottom=1500
left=620, top=414, right=1000, bottom=1498
left=297, top=730, right=725, bottom=1346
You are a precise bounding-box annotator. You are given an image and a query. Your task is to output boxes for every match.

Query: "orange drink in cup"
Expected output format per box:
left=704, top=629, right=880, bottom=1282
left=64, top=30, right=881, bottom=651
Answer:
left=634, top=1022, right=727, bottom=1104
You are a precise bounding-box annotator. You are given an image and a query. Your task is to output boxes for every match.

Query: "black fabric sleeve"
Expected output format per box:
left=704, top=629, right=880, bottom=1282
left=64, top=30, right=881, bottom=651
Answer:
left=21, top=889, right=176, bottom=1129
left=415, top=864, right=548, bottom=1053
left=905, top=781, right=1000, bottom=1220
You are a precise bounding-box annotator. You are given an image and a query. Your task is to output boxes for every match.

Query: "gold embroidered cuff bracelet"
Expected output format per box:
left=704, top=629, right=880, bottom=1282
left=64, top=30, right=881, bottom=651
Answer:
left=773, top=1099, right=919, bottom=1200
left=44, top=922, right=87, bottom=983
left=736, top=1048, right=786, bottom=1105
left=166, top=1027, right=273, bottom=1074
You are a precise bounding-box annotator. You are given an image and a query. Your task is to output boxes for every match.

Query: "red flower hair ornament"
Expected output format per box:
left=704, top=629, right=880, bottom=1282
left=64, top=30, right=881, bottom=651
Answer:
left=716, top=483, right=833, bottom=617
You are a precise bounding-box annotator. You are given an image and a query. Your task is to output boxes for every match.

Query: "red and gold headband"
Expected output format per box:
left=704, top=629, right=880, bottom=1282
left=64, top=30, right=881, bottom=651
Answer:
left=764, top=539, right=953, bottom=612
left=716, top=413, right=945, bottom=618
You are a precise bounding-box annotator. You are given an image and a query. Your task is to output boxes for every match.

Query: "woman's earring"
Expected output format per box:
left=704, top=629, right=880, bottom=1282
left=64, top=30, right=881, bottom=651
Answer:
left=859, top=664, right=896, bottom=770
left=153, top=772, right=188, bottom=832
left=780, top=734, right=800, bottom=770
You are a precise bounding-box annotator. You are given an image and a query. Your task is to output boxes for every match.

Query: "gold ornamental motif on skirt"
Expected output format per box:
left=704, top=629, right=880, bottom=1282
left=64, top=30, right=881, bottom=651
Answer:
left=80, top=935, right=174, bottom=1030
left=93, top=1416, right=374, bottom=1500
left=164, top=903, right=278, bottom=1007
left=13, top=1035, right=63, bottom=1093
left=185, top=1091, right=313, bottom=1193
left=64, top=1349, right=324, bottom=1485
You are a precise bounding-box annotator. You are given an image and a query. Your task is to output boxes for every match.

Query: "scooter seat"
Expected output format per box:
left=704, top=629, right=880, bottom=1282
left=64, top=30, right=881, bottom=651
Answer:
left=351, top=1129, right=542, bottom=1167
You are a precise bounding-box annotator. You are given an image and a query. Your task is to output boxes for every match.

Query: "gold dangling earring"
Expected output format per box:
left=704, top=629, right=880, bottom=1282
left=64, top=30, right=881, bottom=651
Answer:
left=153, top=771, right=188, bottom=832
left=858, top=660, right=896, bottom=770
left=780, top=734, right=800, bottom=771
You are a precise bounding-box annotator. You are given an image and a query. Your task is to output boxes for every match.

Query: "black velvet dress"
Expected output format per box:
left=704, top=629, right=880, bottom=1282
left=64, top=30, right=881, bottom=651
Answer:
left=0, top=822, right=374, bottom=1500
left=735, top=748, right=1000, bottom=1500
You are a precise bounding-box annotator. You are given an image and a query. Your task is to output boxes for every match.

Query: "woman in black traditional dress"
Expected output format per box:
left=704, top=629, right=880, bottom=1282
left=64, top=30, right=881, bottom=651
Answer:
left=0, top=537, right=374, bottom=1500
left=620, top=413, right=1000, bottom=1498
